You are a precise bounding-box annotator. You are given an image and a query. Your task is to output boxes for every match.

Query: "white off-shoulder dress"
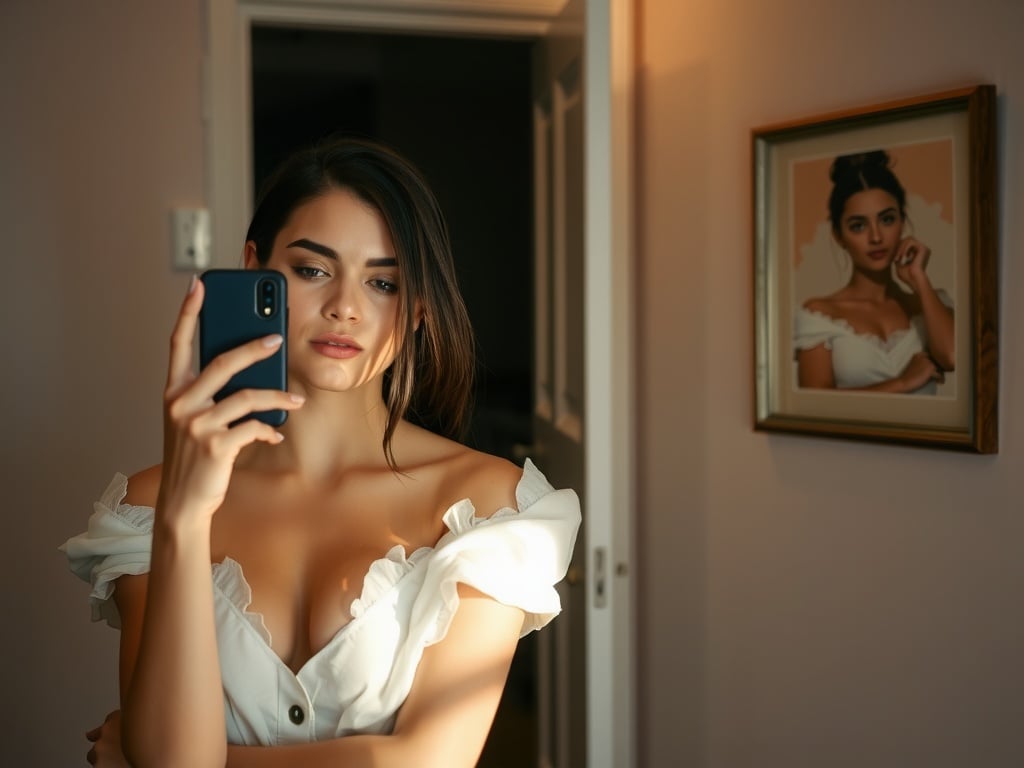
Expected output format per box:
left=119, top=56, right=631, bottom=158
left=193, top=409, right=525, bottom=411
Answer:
left=60, top=459, right=580, bottom=745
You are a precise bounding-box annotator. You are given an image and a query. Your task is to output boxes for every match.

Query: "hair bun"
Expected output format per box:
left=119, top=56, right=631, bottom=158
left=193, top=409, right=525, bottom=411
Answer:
left=830, top=149, right=891, bottom=182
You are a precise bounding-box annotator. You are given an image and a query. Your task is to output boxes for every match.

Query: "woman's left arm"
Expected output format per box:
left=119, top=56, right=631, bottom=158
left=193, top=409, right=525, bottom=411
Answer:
left=895, top=237, right=955, bottom=371
left=227, top=583, right=525, bottom=768
left=86, top=584, right=522, bottom=768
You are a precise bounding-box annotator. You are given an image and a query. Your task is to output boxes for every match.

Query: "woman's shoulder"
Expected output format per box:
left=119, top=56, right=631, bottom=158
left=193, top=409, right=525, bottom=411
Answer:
left=802, top=295, right=842, bottom=315
left=396, top=422, right=527, bottom=514
left=123, top=463, right=162, bottom=507
left=796, top=296, right=844, bottom=331
left=449, top=449, right=524, bottom=512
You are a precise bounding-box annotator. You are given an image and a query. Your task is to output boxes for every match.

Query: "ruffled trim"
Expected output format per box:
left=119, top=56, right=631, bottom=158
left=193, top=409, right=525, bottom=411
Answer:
left=351, top=459, right=561, bottom=623
left=212, top=557, right=273, bottom=646
left=61, top=461, right=581, bottom=648
left=415, top=460, right=580, bottom=648
left=794, top=289, right=953, bottom=356
left=515, top=458, right=560, bottom=510
left=798, top=306, right=914, bottom=352
left=349, top=544, right=432, bottom=619
left=344, top=459, right=579, bottom=657
left=58, top=473, right=156, bottom=628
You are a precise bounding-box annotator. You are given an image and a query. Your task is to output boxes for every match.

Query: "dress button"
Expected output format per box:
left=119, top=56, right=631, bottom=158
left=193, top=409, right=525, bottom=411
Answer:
left=288, top=704, right=305, bottom=725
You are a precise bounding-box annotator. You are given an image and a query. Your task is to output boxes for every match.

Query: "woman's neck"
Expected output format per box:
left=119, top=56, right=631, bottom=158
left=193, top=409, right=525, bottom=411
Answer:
left=845, top=268, right=894, bottom=303
left=236, top=385, right=393, bottom=480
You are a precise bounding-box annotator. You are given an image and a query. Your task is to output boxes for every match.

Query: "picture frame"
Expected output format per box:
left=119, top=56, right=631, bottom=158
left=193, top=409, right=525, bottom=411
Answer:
left=752, top=85, right=998, bottom=452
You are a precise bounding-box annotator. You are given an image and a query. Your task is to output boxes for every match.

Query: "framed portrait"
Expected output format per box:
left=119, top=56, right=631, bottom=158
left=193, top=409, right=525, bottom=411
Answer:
left=753, top=85, right=998, bottom=452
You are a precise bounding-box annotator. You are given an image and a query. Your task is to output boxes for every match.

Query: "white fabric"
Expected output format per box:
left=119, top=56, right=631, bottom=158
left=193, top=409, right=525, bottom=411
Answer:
left=793, top=291, right=952, bottom=394
left=60, top=459, right=580, bottom=745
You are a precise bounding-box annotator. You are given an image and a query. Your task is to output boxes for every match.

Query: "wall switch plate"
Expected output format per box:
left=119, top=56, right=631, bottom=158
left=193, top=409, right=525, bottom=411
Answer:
left=171, top=208, right=211, bottom=270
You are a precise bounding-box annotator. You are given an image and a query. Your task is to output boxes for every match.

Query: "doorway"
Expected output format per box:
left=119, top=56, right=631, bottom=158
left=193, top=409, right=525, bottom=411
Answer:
left=250, top=26, right=539, bottom=765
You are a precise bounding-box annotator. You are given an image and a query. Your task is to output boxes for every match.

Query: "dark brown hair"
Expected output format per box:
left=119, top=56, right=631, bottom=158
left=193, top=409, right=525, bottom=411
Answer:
left=246, top=137, right=475, bottom=469
left=828, top=149, right=908, bottom=234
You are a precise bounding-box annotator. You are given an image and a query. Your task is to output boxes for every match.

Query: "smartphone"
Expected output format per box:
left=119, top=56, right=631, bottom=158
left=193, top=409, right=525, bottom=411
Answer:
left=199, top=269, right=288, bottom=426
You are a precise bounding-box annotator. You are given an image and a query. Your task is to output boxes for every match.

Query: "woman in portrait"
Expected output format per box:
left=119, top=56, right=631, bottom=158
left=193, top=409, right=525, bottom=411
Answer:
left=794, top=149, right=955, bottom=394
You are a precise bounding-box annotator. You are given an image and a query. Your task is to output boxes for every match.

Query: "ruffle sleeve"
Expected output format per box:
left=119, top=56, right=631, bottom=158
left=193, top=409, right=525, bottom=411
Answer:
left=58, top=473, right=154, bottom=628
left=793, top=306, right=844, bottom=353
left=411, top=458, right=580, bottom=646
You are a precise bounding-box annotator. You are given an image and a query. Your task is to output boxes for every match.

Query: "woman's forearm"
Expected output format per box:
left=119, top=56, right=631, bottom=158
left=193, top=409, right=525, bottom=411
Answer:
left=228, top=734, right=414, bottom=768
left=846, top=376, right=920, bottom=394
left=122, top=513, right=226, bottom=768
left=916, top=283, right=955, bottom=371
left=227, top=730, right=470, bottom=768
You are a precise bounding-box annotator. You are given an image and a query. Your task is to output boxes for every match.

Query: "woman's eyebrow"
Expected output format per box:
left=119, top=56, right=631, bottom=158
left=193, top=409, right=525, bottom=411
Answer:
left=844, top=206, right=898, bottom=222
left=287, top=238, right=337, bottom=259
left=287, top=239, right=397, bottom=268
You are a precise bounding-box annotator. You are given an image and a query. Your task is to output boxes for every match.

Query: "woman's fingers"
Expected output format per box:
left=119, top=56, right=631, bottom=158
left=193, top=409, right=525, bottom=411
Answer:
left=166, top=276, right=205, bottom=398
left=897, top=237, right=930, bottom=267
left=167, top=334, right=284, bottom=417
left=193, top=333, right=284, bottom=395
left=187, top=388, right=304, bottom=435
left=205, top=414, right=291, bottom=456
left=164, top=390, right=302, bottom=477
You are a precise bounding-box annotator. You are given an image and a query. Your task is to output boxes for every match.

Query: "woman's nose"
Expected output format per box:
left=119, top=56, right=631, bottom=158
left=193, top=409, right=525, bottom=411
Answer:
left=868, top=223, right=882, bottom=243
left=324, top=280, right=360, bottom=323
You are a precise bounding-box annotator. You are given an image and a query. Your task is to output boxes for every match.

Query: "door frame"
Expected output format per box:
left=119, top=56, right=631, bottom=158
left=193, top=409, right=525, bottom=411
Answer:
left=203, top=2, right=635, bottom=765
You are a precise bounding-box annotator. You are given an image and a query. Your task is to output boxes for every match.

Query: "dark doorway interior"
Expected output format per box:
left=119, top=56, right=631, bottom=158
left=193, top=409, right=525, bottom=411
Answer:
left=251, top=26, right=537, bottom=766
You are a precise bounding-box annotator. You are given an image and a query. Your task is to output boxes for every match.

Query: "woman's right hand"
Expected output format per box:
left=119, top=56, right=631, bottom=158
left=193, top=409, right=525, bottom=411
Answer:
left=156, top=276, right=304, bottom=525
left=86, top=710, right=128, bottom=767
left=899, top=352, right=944, bottom=393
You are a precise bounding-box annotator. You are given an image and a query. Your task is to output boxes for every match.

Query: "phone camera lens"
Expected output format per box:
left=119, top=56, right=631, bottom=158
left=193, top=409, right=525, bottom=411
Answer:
left=257, top=278, right=277, bottom=317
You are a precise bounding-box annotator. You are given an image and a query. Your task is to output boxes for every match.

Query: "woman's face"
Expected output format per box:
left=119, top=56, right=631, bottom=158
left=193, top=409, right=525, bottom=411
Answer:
left=834, top=187, right=905, bottom=273
left=245, top=187, right=405, bottom=394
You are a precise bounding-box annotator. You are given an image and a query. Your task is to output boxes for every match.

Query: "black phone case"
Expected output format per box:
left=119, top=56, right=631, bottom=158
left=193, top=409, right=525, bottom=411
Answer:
left=199, top=269, right=288, bottom=426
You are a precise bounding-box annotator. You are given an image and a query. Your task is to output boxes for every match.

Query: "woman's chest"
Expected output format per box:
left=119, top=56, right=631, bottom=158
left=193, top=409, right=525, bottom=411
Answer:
left=835, top=299, right=912, bottom=340
left=209, top=484, right=447, bottom=672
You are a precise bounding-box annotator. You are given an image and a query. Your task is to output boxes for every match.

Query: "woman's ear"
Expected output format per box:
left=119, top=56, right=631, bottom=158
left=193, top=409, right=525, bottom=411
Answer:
left=243, top=241, right=259, bottom=270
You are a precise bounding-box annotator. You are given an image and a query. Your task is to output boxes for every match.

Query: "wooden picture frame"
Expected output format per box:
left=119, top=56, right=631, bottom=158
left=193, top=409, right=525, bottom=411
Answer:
left=753, top=85, right=998, bottom=452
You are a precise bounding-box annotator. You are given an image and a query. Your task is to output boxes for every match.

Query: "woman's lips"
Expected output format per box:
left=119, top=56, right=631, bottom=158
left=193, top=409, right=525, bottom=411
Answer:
left=311, top=334, right=362, bottom=359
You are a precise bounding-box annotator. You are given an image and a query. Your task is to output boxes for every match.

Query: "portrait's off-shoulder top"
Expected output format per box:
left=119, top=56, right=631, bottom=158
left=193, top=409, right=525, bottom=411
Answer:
left=60, top=459, right=580, bottom=745
left=793, top=290, right=953, bottom=394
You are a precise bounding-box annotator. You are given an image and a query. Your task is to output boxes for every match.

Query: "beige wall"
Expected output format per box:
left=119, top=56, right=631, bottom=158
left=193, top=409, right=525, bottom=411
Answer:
left=3, top=2, right=203, bottom=764
left=6, top=0, right=1023, bottom=765
left=637, top=0, right=1024, bottom=766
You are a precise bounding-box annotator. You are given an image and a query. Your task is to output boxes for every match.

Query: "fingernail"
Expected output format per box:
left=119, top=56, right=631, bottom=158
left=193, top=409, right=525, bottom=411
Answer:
left=274, top=432, right=285, bottom=442
left=262, top=334, right=284, bottom=347
left=289, top=393, right=305, bottom=403
left=188, top=274, right=198, bottom=295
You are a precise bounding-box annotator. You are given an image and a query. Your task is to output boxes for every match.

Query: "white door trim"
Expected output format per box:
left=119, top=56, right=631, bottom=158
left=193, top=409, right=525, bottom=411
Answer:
left=203, top=2, right=635, bottom=764
left=584, top=5, right=636, bottom=766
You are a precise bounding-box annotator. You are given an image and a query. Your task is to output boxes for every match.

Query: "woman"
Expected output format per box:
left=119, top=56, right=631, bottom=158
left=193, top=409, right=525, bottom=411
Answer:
left=62, top=137, right=580, bottom=767
left=794, top=149, right=955, bottom=394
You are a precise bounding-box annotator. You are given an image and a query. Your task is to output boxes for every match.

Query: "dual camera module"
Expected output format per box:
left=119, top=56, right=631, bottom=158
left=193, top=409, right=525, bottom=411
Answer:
left=257, top=277, right=279, bottom=318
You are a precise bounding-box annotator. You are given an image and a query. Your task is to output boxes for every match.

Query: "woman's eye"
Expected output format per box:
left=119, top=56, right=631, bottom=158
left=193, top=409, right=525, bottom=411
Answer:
left=369, top=278, right=398, bottom=294
left=293, top=265, right=328, bottom=279
left=847, top=222, right=864, bottom=233
left=881, top=213, right=897, bottom=225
